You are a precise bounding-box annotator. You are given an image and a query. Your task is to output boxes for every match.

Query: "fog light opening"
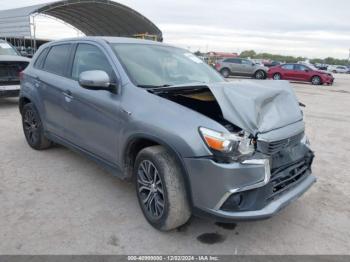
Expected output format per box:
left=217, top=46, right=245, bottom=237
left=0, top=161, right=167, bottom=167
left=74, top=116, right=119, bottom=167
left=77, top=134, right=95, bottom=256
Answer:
left=221, top=192, right=243, bottom=211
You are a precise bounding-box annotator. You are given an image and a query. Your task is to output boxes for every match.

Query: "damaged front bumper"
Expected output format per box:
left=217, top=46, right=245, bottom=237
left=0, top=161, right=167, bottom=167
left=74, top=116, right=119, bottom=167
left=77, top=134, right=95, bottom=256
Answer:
left=185, top=145, right=315, bottom=221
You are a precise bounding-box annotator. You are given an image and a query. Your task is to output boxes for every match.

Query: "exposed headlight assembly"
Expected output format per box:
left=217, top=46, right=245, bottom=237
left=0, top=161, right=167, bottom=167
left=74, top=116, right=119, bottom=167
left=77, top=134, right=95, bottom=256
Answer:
left=301, top=133, right=311, bottom=147
left=199, top=127, right=255, bottom=161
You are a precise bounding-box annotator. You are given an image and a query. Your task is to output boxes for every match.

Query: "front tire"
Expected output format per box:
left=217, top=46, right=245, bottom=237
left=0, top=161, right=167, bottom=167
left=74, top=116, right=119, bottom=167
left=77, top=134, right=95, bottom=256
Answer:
left=22, top=103, right=52, bottom=150
left=311, top=76, right=322, bottom=85
left=134, top=146, right=191, bottom=231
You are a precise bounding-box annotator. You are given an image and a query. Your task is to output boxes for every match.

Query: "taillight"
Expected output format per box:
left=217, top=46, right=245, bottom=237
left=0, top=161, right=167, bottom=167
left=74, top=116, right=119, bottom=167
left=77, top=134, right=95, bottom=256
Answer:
left=215, top=63, right=221, bottom=70
left=19, top=71, right=24, bottom=81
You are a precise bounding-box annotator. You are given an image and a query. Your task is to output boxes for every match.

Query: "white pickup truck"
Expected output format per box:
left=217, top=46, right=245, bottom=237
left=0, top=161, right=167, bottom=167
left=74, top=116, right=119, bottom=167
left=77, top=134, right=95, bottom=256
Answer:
left=0, top=40, right=30, bottom=98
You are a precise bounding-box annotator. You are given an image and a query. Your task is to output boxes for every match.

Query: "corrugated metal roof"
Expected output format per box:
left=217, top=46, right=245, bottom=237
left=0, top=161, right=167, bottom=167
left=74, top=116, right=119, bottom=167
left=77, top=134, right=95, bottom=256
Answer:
left=0, top=0, right=162, bottom=40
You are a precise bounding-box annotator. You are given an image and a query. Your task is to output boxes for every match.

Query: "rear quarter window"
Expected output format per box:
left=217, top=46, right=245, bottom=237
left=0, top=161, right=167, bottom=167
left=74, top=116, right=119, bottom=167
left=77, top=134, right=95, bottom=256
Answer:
left=34, top=48, right=49, bottom=69
left=43, top=44, right=71, bottom=76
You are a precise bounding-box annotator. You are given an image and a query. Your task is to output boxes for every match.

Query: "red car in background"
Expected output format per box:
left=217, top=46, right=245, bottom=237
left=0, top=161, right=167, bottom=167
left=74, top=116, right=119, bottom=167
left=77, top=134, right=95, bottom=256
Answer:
left=268, top=63, right=334, bottom=85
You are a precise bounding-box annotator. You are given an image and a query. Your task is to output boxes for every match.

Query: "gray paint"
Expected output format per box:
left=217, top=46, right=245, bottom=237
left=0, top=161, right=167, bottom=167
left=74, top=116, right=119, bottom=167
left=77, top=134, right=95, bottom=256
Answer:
left=20, top=37, right=315, bottom=221
left=217, top=58, right=268, bottom=78
left=207, top=80, right=303, bottom=136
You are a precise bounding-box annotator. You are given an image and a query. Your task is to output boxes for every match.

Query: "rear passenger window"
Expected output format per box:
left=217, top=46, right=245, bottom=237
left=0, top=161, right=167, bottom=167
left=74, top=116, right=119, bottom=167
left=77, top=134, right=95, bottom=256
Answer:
left=71, top=44, right=114, bottom=80
left=225, top=58, right=240, bottom=64
left=294, top=65, right=308, bottom=71
left=43, top=44, right=71, bottom=76
left=281, top=64, right=294, bottom=70
left=34, top=48, right=48, bottom=69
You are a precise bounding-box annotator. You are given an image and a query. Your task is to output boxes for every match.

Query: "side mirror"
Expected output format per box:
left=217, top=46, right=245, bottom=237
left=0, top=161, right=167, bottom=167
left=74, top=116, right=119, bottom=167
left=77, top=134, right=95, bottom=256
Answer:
left=79, top=70, right=115, bottom=91
left=304, top=69, right=309, bottom=72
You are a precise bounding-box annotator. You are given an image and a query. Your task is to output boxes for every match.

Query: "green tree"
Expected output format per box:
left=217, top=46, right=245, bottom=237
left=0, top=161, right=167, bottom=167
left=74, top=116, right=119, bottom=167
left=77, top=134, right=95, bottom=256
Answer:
left=238, top=50, right=348, bottom=65
left=240, top=50, right=256, bottom=58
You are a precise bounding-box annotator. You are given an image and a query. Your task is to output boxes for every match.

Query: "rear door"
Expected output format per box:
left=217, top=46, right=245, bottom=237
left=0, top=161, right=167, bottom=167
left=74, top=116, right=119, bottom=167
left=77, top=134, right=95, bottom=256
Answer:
left=280, top=64, right=295, bottom=80
left=34, top=43, right=74, bottom=138
left=227, top=58, right=242, bottom=75
left=293, top=64, right=310, bottom=81
left=241, top=59, right=255, bottom=76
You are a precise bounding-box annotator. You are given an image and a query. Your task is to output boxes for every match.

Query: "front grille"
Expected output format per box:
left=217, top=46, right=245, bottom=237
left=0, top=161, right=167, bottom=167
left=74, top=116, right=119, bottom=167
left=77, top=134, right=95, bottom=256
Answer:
left=267, top=157, right=312, bottom=201
left=219, top=152, right=314, bottom=212
left=257, top=132, right=304, bottom=155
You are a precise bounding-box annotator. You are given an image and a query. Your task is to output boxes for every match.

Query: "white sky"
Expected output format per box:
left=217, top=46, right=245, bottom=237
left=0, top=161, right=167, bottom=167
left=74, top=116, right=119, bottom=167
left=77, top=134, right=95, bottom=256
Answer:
left=1, top=0, right=350, bottom=59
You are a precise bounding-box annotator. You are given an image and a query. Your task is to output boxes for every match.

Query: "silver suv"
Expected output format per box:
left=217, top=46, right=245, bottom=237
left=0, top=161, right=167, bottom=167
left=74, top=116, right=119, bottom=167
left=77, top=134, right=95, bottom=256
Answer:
left=216, top=58, right=268, bottom=79
left=19, top=37, right=315, bottom=231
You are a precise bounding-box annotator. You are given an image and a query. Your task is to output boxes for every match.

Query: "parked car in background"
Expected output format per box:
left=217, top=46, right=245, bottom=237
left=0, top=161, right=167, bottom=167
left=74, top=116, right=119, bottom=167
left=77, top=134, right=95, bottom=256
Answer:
left=314, top=63, right=328, bottom=71
left=268, top=63, right=334, bottom=85
left=215, top=58, right=268, bottom=79
left=263, top=61, right=281, bottom=68
left=0, top=40, right=30, bottom=98
left=327, top=65, right=349, bottom=74
left=20, top=37, right=315, bottom=231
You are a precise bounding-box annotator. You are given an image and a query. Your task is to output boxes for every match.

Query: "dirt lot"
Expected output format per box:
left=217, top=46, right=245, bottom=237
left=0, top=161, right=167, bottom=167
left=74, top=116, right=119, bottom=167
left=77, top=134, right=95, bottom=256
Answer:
left=1, top=74, right=350, bottom=255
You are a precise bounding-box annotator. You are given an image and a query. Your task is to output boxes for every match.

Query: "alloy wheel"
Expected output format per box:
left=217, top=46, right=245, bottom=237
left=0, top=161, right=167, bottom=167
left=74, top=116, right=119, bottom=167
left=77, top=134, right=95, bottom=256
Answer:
left=255, top=71, right=265, bottom=79
left=23, top=109, right=39, bottom=145
left=312, top=76, right=321, bottom=85
left=273, top=73, right=281, bottom=80
left=137, top=160, right=165, bottom=219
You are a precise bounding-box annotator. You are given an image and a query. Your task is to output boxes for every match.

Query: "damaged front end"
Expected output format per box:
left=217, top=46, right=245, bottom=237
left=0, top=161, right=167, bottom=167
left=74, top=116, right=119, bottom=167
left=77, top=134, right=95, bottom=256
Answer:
left=149, top=80, right=316, bottom=220
left=149, top=80, right=305, bottom=161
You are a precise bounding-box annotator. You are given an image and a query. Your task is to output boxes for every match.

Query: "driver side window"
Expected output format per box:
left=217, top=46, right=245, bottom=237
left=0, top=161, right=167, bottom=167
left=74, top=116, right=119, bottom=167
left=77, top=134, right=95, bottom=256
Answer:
left=71, top=44, right=114, bottom=80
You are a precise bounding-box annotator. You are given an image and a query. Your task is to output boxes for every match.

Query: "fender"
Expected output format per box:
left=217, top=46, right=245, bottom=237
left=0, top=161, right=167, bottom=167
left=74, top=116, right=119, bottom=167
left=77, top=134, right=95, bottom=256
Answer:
left=122, top=132, right=194, bottom=208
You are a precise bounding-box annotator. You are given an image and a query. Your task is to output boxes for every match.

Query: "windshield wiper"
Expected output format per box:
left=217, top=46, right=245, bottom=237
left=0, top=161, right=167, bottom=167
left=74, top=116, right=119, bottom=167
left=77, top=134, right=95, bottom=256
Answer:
left=137, top=84, right=172, bottom=89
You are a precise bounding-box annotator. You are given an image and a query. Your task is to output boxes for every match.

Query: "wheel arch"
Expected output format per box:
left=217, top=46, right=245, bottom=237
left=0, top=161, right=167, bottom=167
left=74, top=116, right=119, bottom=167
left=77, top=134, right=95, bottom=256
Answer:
left=122, top=134, right=194, bottom=208
left=254, top=69, right=267, bottom=78
left=19, top=96, right=32, bottom=114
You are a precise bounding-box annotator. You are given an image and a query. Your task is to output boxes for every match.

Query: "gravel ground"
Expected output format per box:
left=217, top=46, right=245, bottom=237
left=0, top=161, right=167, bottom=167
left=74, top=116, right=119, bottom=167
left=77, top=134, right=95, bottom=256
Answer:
left=0, top=74, right=349, bottom=255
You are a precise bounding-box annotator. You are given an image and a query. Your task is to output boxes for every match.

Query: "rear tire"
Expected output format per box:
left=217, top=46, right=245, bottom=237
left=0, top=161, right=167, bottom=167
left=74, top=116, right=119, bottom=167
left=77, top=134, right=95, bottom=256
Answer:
left=134, top=146, right=191, bottom=231
left=254, top=70, right=266, bottom=79
left=311, top=76, right=322, bottom=85
left=273, top=73, right=282, bottom=80
left=220, top=68, right=230, bottom=78
left=22, top=103, right=52, bottom=150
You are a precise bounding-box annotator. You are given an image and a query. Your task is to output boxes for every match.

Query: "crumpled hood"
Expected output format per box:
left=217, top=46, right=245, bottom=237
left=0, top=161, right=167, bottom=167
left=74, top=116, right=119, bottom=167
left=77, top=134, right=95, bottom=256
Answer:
left=207, top=80, right=303, bottom=135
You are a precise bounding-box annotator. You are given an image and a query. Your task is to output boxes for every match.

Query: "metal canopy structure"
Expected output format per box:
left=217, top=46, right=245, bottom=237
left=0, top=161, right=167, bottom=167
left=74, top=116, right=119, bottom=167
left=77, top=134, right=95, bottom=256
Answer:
left=0, top=0, right=163, bottom=41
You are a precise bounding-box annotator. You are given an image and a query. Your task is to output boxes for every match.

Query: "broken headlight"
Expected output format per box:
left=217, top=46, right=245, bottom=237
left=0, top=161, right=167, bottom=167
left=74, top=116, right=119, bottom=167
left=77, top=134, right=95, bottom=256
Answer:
left=199, top=127, right=255, bottom=161
left=301, top=133, right=311, bottom=147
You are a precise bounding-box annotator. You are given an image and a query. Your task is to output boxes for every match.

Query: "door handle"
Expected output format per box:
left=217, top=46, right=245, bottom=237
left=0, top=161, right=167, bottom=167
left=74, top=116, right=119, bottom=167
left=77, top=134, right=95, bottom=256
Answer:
left=63, top=90, right=73, bottom=100
left=33, top=75, right=41, bottom=87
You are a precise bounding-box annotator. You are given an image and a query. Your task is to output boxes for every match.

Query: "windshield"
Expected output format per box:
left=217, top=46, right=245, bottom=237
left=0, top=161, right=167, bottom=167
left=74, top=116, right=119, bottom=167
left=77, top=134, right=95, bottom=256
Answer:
left=0, top=42, right=19, bottom=56
left=111, top=43, right=223, bottom=87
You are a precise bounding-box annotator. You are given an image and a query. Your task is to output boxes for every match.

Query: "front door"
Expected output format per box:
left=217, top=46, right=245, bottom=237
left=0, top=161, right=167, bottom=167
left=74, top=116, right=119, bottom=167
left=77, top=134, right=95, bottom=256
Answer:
left=62, top=43, right=122, bottom=164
